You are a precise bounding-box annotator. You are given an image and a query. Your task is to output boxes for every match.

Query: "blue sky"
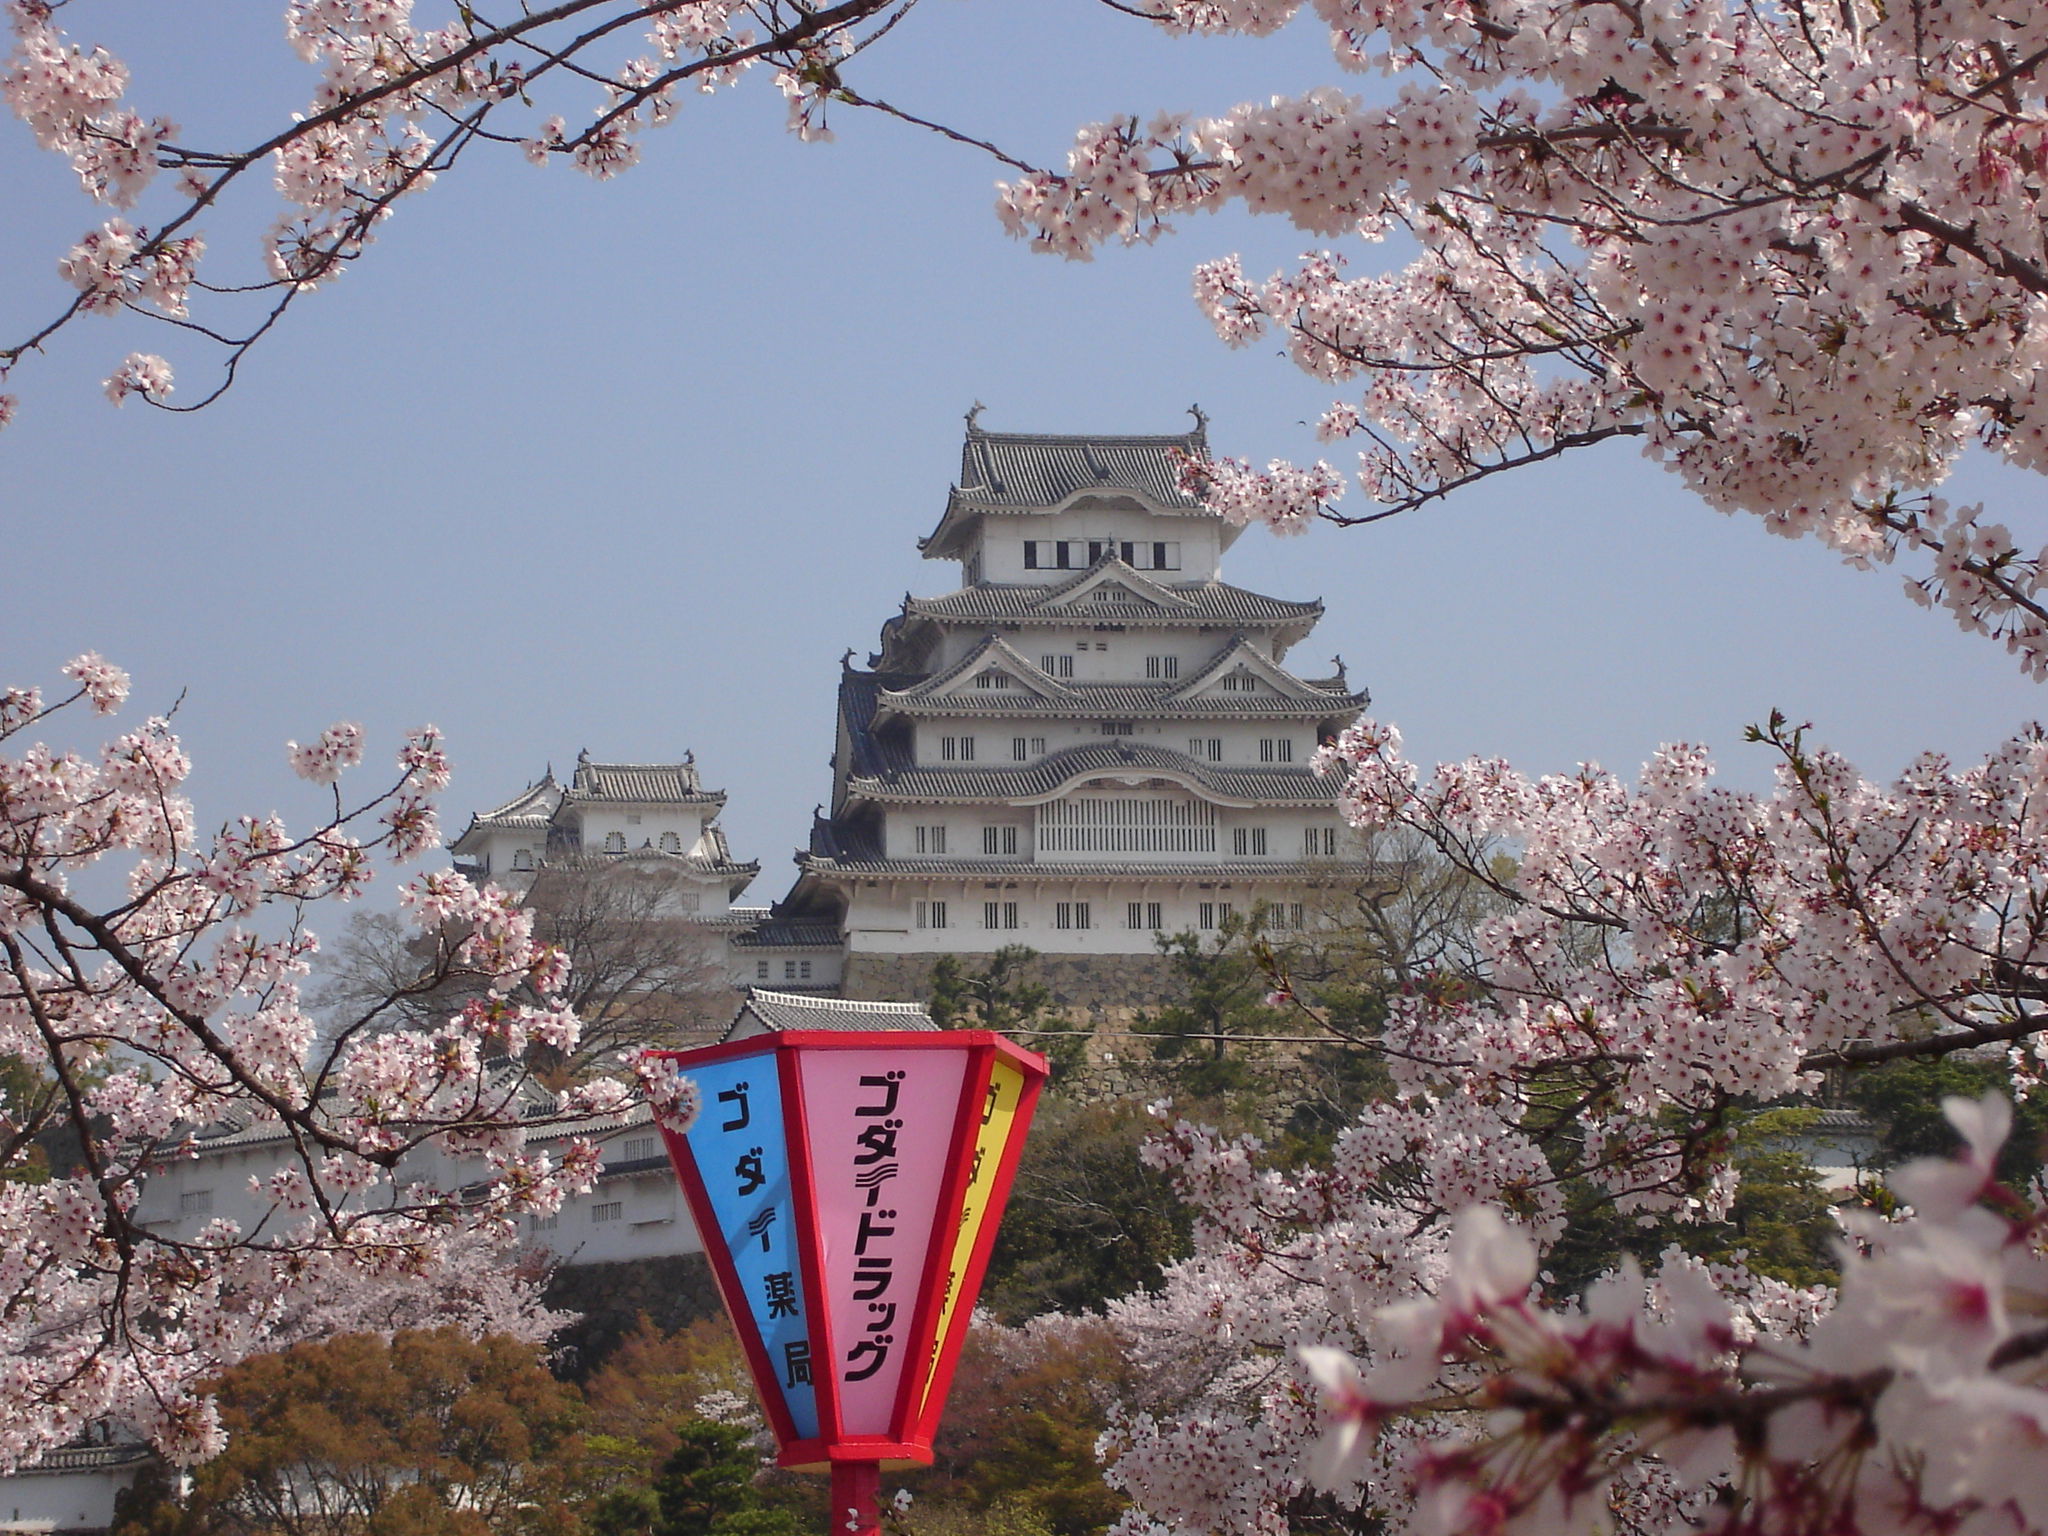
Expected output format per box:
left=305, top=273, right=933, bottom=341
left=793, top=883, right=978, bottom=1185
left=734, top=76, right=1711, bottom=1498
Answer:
left=2, top=1, right=2037, bottom=908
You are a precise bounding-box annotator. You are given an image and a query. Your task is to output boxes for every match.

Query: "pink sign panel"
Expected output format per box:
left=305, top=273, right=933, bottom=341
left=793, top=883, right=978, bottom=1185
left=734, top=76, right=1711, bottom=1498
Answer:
left=794, top=1048, right=967, bottom=1435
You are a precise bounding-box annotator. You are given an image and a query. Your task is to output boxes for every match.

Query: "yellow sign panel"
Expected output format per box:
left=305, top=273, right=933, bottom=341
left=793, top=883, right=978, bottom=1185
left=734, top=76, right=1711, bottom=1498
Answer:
left=917, top=1057, right=1026, bottom=1414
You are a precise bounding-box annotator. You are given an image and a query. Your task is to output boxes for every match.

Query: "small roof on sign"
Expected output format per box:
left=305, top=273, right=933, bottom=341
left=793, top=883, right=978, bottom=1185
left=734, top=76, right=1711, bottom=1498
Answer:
left=722, top=988, right=940, bottom=1042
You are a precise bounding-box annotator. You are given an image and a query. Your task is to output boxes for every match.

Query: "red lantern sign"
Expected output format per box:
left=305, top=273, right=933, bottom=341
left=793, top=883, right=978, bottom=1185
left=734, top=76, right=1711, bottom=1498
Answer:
left=648, top=1029, right=1048, bottom=1534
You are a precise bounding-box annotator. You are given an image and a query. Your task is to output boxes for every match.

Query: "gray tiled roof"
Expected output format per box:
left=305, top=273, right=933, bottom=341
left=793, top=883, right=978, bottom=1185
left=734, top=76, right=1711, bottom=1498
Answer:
left=732, top=920, right=845, bottom=949
left=798, top=854, right=1375, bottom=880
left=448, top=775, right=565, bottom=852
left=565, top=758, right=723, bottom=806
left=906, top=578, right=1319, bottom=626
left=922, top=423, right=1220, bottom=559
left=958, top=428, right=1207, bottom=510
left=848, top=741, right=1345, bottom=805
left=881, top=679, right=1365, bottom=719
left=19, top=1442, right=155, bottom=1476
left=726, top=988, right=938, bottom=1040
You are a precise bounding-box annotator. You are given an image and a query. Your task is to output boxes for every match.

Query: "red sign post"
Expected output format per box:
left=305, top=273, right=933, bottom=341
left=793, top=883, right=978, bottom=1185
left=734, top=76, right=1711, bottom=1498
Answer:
left=648, top=1030, right=1048, bottom=1535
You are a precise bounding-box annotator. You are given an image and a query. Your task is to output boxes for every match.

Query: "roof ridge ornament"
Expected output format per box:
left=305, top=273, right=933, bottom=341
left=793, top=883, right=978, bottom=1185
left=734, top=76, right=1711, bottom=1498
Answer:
left=1188, top=403, right=1208, bottom=432
left=965, top=400, right=986, bottom=431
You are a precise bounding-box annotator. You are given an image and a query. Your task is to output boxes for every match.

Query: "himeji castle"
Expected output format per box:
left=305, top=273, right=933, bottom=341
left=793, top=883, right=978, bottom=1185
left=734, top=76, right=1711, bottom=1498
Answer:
left=762, top=411, right=1380, bottom=1008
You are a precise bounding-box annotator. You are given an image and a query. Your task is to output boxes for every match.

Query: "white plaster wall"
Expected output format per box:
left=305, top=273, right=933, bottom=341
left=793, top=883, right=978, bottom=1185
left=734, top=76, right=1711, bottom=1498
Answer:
left=133, top=1124, right=704, bottom=1263
left=927, top=628, right=1267, bottom=679
left=971, top=511, right=1225, bottom=584
left=1, top=1465, right=145, bottom=1533
left=735, top=950, right=843, bottom=989
left=909, top=717, right=1318, bottom=768
left=841, top=877, right=1350, bottom=955
left=573, top=807, right=703, bottom=855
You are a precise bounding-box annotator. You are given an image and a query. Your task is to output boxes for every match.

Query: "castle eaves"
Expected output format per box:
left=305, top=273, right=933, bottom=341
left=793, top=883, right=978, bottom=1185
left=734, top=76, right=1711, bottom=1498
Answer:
left=904, top=579, right=1321, bottom=626
left=844, top=741, right=1346, bottom=806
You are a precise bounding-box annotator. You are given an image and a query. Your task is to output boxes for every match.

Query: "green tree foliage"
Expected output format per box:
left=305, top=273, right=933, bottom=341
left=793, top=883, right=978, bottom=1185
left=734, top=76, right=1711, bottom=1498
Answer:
left=1137, top=919, right=1292, bottom=1102
left=1542, top=1108, right=1843, bottom=1298
left=981, top=1095, right=1194, bottom=1320
left=114, top=1331, right=585, bottom=1536
left=1849, top=1056, right=2048, bottom=1189
left=928, top=945, right=1053, bottom=1033
left=644, top=1423, right=798, bottom=1536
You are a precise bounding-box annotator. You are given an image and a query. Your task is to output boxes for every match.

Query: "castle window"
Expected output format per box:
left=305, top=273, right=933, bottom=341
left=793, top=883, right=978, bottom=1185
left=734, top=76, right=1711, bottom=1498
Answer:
left=916, top=900, right=948, bottom=930
left=974, top=670, right=1010, bottom=689
left=1038, top=795, right=1216, bottom=854
left=1013, top=737, right=1029, bottom=761
left=181, top=1189, right=214, bottom=1217
left=1100, top=722, right=1134, bottom=737
left=622, top=1136, right=656, bottom=1161
left=1145, top=655, right=1179, bottom=680
left=757, top=960, right=770, bottom=980
left=1126, top=901, right=1163, bottom=931
left=592, top=1201, right=623, bottom=1224
left=1198, top=901, right=1235, bottom=931
left=1188, top=738, right=1223, bottom=761
left=1304, top=826, right=1339, bottom=857
left=659, top=830, right=682, bottom=852
left=512, top=848, right=534, bottom=871
left=603, top=831, right=626, bottom=853
left=1258, top=738, right=1293, bottom=763
left=1222, top=672, right=1257, bottom=692
left=1054, top=901, right=1091, bottom=931
left=915, top=825, right=947, bottom=855
left=983, top=901, right=1020, bottom=930
left=982, top=825, right=1019, bottom=855
left=1232, top=827, right=1269, bottom=856
left=1040, top=654, right=1074, bottom=679
left=1031, top=737, right=1047, bottom=756
left=940, top=736, right=975, bottom=761
left=1119, top=541, right=1182, bottom=571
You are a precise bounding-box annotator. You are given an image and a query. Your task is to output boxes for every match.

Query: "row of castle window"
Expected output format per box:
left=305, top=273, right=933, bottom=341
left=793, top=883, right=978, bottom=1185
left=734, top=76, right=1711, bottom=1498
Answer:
left=1021, top=655, right=1220, bottom=683
left=919, top=820, right=1341, bottom=858
left=598, top=830, right=686, bottom=853
left=1023, top=540, right=1182, bottom=571
left=752, top=959, right=815, bottom=982
left=911, top=899, right=1308, bottom=932
left=939, top=733, right=1295, bottom=763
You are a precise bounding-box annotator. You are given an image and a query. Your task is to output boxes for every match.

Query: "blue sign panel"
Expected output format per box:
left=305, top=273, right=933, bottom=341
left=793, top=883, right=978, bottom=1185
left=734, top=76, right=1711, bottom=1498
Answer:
left=679, top=1052, right=819, bottom=1438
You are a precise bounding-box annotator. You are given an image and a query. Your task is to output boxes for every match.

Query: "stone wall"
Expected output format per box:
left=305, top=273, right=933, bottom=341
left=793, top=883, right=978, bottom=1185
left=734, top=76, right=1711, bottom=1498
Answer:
left=840, top=950, right=1185, bottom=1021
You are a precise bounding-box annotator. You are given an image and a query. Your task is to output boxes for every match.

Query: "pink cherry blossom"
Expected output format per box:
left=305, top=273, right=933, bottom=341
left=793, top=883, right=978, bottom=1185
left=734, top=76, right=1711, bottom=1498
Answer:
left=0, top=657, right=684, bottom=1473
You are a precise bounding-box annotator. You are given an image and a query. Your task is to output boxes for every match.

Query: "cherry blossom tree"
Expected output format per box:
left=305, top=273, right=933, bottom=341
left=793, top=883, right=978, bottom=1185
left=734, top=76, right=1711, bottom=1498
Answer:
left=0, top=655, right=700, bottom=1474
left=1000, top=0, right=2048, bottom=674
left=984, top=17, right=2048, bottom=1516
left=0, top=0, right=913, bottom=419
left=1087, top=711, right=2048, bottom=1534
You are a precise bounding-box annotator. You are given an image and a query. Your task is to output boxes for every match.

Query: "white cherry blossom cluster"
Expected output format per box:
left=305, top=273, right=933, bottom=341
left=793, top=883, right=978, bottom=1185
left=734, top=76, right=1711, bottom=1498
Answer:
left=2, top=0, right=901, bottom=416
left=1096, top=713, right=2048, bottom=1533
left=999, top=0, right=2048, bottom=671
left=1293, top=1096, right=2048, bottom=1536
left=0, top=657, right=650, bottom=1472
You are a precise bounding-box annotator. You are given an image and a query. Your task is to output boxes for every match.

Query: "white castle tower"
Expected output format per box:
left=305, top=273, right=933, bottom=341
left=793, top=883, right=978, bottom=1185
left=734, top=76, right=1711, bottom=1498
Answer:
left=449, top=751, right=759, bottom=920
left=770, top=412, right=1377, bottom=1008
